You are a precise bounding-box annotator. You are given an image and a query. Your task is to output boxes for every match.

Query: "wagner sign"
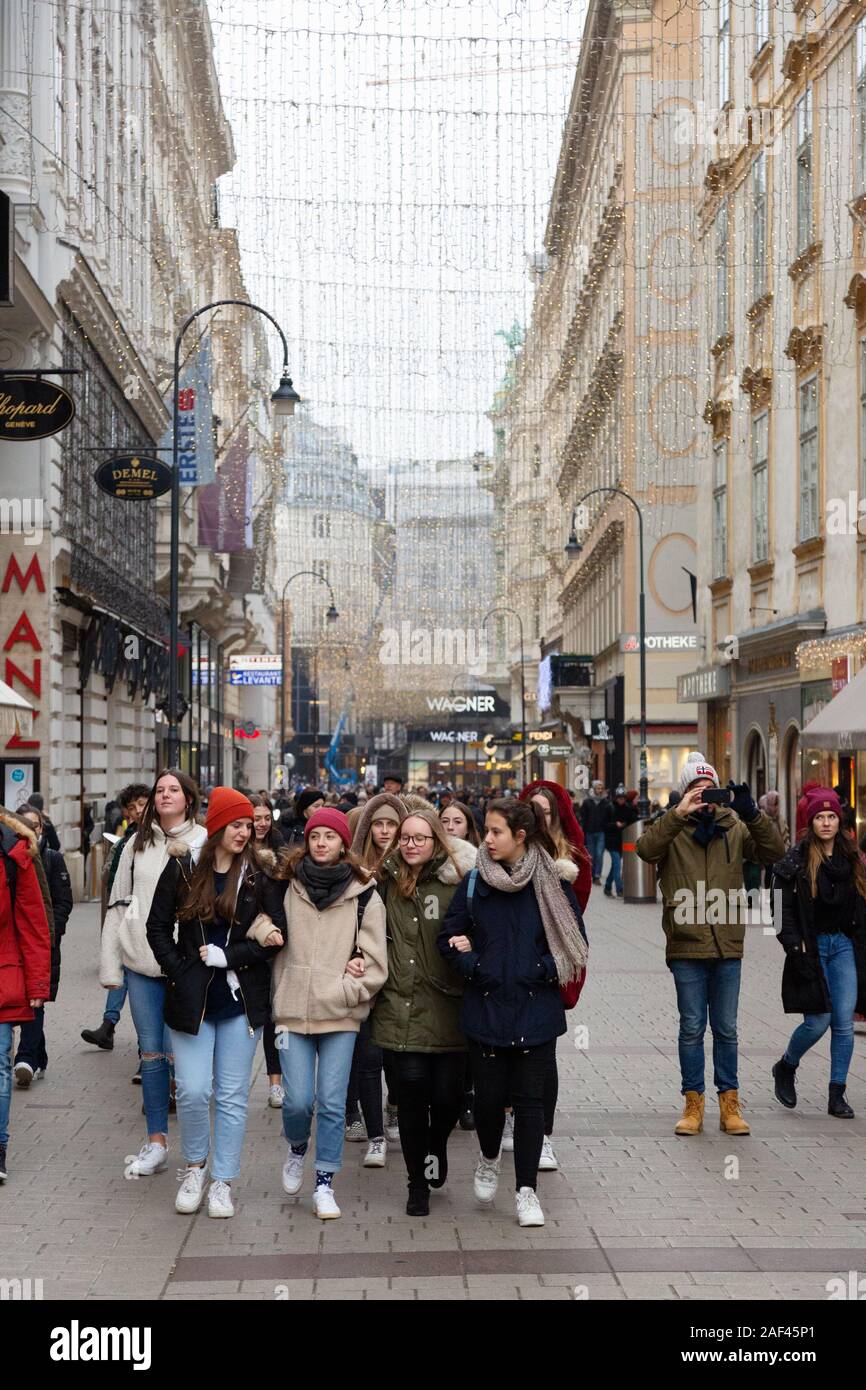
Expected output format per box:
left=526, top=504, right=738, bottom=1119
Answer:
left=0, top=378, right=75, bottom=440
left=94, top=455, right=172, bottom=500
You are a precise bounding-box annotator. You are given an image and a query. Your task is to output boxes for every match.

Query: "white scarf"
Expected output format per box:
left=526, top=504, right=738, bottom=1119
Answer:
left=107, top=818, right=207, bottom=977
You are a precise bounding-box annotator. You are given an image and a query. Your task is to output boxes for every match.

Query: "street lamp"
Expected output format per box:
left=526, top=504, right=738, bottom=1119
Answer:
left=566, top=486, right=649, bottom=818
left=168, top=299, right=298, bottom=768
left=279, top=570, right=339, bottom=769
left=482, top=607, right=527, bottom=789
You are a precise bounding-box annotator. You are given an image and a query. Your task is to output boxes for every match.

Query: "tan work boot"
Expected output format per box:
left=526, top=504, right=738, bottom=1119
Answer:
left=674, top=1090, right=704, bottom=1135
left=718, top=1089, right=750, bottom=1135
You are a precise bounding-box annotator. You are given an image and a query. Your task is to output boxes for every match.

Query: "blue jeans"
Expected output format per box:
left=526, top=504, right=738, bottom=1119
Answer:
left=670, top=958, right=742, bottom=1094
left=103, top=974, right=128, bottom=1027
left=125, top=969, right=172, bottom=1136
left=170, top=1017, right=261, bottom=1182
left=605, top=849, right=623, bottom=895
left=784, top=933, right=857, bottom=1085
left=586, top=832, right=605, bottom=880
left=0, top=1023, right=12, bottom=1145
left=280, top=1029, right=357, bottom=1173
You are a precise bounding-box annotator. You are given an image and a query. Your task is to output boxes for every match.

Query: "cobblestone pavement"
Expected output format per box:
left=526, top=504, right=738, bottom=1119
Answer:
left=5, top=886, right=866, bottom=1302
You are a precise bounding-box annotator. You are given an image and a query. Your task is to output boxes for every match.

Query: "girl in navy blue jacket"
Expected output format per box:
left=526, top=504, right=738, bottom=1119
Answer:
left=438, top=798, right=586, bottom=1227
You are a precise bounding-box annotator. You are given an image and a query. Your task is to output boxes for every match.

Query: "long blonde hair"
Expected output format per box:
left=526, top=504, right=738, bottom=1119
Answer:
left=528, top=786, right=572, bottom=861
left=803, top=825, right=866, bottom=900
left=393, top=809, right=462, bottom=898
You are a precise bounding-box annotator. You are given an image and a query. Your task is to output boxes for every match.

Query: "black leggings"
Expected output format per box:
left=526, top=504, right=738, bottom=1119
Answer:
left=344, top=1018, right=386, bottom=1138
left=470, top=1038, right=557, bottom=1191
left=263, top=1019, right=280, bottom=1076
left=387, top=1050, right=464, bottom=1186
left=505, top=1052, right=558, bottom=1133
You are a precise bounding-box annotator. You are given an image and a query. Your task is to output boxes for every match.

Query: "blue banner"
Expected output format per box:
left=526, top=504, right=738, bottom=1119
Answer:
left=160, top=330, right=216, bottom=487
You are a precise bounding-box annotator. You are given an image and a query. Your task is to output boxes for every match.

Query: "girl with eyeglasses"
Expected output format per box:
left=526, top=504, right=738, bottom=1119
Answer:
left=372, top=810, right=476, bottom=1216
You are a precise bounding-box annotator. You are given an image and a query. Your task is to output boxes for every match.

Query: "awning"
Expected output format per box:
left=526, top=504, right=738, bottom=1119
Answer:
left=801, top=664, right=866, bottom=750
left=0, top=680, right=34, bottom=738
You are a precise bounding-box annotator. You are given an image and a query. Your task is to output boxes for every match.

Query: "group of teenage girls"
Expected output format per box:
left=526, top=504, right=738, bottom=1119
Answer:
left=99, top=770, right=589, bottom=1227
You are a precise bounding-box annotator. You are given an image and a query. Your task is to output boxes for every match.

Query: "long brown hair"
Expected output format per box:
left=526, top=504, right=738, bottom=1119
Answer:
left=526, top=787, right=572, bottom=861
left=249, top=793, right=286, bottom=858
left=178, top=833, right=255, bottom=924
left=393, top=809, right=463, bottom=898
left=485, top=797, right=558, bottom=859
left=134, top=768, right=201, bottom=852
left=803, top=824, right=866, bottom=900
left=441, top=800, right=481, bottom=847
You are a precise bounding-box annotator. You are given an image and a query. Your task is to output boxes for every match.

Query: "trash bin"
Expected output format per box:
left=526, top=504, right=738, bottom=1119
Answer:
left=622, top=819, right=658, bottom=904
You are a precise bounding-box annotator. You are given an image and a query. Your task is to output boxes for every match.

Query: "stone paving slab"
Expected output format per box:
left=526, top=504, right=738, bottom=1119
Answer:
left=5, top=888, right=866, bottom=1301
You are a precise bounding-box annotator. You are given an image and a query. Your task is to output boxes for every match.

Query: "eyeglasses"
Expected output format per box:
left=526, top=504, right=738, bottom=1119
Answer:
left=398, top=834, right=434, bottom=846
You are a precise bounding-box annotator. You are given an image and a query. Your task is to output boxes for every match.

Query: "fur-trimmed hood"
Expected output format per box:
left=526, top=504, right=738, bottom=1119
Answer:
left=554, top=856, right=577, bottom=883
left=0, top=806, right=39, bottom=859
left=351, top=793, right=406, bottom=855
left=437, top=835, right=477, bottom=883
left=401, top=793, right=438, bottom=815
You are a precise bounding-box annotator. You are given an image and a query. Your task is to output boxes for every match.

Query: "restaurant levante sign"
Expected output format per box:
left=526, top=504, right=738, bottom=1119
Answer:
left=0, top=377, right=75, bottom=440
left=94, top=454, right=172, bottom=500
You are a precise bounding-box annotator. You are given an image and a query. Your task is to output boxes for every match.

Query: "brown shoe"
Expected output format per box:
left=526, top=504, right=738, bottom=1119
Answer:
left=718, top=1089, right=750, bottom=1135
left=674, top=1090, right=704, bottom=1135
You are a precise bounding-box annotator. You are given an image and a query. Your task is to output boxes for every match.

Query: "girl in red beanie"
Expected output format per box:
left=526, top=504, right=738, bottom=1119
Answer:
left=772, top=788, right=866, bottom=1119
left=146, top=787, right=286, bottom=1218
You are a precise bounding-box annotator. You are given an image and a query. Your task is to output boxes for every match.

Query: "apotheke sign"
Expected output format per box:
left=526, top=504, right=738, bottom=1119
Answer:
left=621, top=632, right=699, bottom=652
left=677, top=665, right=731, bottom=702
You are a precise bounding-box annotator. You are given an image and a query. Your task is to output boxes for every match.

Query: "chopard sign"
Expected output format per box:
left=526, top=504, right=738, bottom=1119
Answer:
left=0, top=379, right=75, bottom=440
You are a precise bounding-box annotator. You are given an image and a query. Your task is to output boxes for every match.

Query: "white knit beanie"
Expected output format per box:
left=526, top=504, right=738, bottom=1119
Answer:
left=678, top=751, right=720, bottom=797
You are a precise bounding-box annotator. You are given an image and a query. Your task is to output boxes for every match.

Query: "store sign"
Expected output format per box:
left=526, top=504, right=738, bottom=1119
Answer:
left=228, top=654, right=281, bottom=687
left=831, top=656, right=849, bottom=695
left=677, top=665, right=731, bottom=703
left=585, top=718, right=613, bottom=740
left=0, top=546, right=47, bottom=753
left=426, top=729, right=478, bottom=743
left=425, top=693, right=501, bottom=714
left=0, top=377, right=74, bottom=440
left=543, top=744, right=573, bottom=758
left=620, top=632, right=699, bottom=652
left=159, top=332, right=216, bottom=486
left=745, top=650, right=794, bottom=677
left=94, top=454, right=172, bottom=500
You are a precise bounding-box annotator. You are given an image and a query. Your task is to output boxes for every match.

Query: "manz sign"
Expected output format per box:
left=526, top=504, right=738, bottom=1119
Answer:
left=0, top=378, right=75, bottom=440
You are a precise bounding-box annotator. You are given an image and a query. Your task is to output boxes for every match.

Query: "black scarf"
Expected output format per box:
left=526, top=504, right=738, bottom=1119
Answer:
left=816, top=849, right=854, bottom=909
left=690, top=808, right=726, bottom=849
left=296, top=855, right=354, bottom=910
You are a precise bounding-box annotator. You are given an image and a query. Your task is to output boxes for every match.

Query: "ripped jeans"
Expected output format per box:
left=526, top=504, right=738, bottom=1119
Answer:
left=125, top=969, right=172, bottom=1135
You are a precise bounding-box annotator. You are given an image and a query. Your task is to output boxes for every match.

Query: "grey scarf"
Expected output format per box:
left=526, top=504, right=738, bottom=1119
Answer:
left=476, top=842, right=588, bottom=985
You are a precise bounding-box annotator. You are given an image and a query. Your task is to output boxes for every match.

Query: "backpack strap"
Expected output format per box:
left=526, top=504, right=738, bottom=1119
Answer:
left=465, top=866, right=478, bottom=925
left=352, top=883, right=376, bottom=957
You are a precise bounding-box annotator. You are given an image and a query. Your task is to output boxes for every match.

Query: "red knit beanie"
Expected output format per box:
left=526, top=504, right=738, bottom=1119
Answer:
left=803, top=786, right=842, bottom=825
left=304, top=807, right=351, bottom=848
left=206, top=786, right=255, bottom=838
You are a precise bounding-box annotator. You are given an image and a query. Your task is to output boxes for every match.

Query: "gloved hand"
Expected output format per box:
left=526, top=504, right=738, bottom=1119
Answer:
left=202, top=943, right=228, bottom=968
left=728, top=780, right=758, bottom=823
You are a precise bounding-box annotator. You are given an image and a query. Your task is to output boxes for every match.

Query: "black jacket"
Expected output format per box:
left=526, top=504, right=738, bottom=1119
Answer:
left=280, top=815, right=307, bottom=847
left=41, top=842, right=72, bottom=1001
left=579, top=795, right=610, bottom=837
left=146, top=853, right=287, bottom=1035
left=437, top=870, right=579, bottom=1047
left=41, top=817, right=60, bottom=853
left=604, top=799, right=638, bottom=852
left=773, top=842, right=866, bottom=1014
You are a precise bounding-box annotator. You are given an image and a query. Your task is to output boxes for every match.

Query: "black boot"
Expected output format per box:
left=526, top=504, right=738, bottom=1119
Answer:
left=406, top=1182, right=430, bottom=1216
left=828, top=1082, right=855, bottom=1118
left=772, top=1057, right=797, bottom=1109
left=0, top=1144, right=6, bottom=1182
left=458, top=1099, right=475, bottom=1131
left=81, top=1019, right=115, bottom=1050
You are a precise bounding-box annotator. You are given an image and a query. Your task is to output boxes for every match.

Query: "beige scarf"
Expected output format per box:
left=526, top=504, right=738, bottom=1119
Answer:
left=476, top=842, right=588, bottom=985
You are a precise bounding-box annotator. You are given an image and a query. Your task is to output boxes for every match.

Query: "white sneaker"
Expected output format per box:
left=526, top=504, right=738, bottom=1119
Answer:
left=345, top=1119, right=366, bottom=1142
left=124, top=1140, right=169, bottom=1179
left=175, top=1164, right=208, bottom=1214
left=282, top=1147, right=306, bottom=1195
left=501, top=1112, right=514, bottom=1151
left=385, top=1106, right=400, bottom=1142
left=364, top=1137, right=387, bottom=1167
left=207, top=1180, right=234, bottom=1218
left=14, top=1062, right=33, bottom=1089
left=516, top=1186, right=545, bottom=1226
left=268, top=1083, right=284, bottom=1109
left=313, top=1185, right=341, bottom=1219
left=33, top=1067, right=46, bottom=1082
left=538, top=1136, right=559, bottom=1171
left=473, top=1153, right=501, bottom=1205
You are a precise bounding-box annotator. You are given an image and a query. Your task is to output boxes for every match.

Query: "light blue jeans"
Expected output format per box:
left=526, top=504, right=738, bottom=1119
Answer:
left=103, top=974, right=128, bottom=1027
left=170, top=1016, right=262, bottom=1182
left=280, top=1030, right=358, bottom=1173
left=0, top=1022, right=12, bottom=1146
left=784, top=933, right=857, bottom=1085
left=605, top=849, right=623, bottom=895
left=125, top=968, right=172, bottom=1136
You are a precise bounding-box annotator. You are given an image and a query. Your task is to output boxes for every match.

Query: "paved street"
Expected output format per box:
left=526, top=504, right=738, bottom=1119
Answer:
left=5, top=885, right=866, bottom=1302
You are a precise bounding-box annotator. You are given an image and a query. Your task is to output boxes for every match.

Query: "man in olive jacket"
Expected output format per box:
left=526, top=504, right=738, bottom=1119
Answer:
left=637, top=751, right=784, bottom=1138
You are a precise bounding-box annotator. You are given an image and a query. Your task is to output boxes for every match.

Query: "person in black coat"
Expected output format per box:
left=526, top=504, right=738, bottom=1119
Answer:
left=13, top=806, right=73, bottom=1083
left=771, top=787, right=866, bottom=1119
left=602, top=785, right=638, bottom=899
left=438, top=798, right=586, bottom=1229
left=280, top=787, right=324, bottom=846
left=578, top=781, right=610, bottom=883
left=146, top=788, right=286, bottom=1218
left=26, top=794, right=60, bottom=852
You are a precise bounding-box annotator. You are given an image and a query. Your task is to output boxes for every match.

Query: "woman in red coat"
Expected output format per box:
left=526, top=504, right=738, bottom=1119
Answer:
left=507, top=780, right=592, bottom=1171
left=0, top=810, right=52, bottom=1182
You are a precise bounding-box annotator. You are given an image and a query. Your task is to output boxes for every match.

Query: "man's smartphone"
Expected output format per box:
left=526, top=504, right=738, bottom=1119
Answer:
left=701, top=787, right=731, bottom=805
